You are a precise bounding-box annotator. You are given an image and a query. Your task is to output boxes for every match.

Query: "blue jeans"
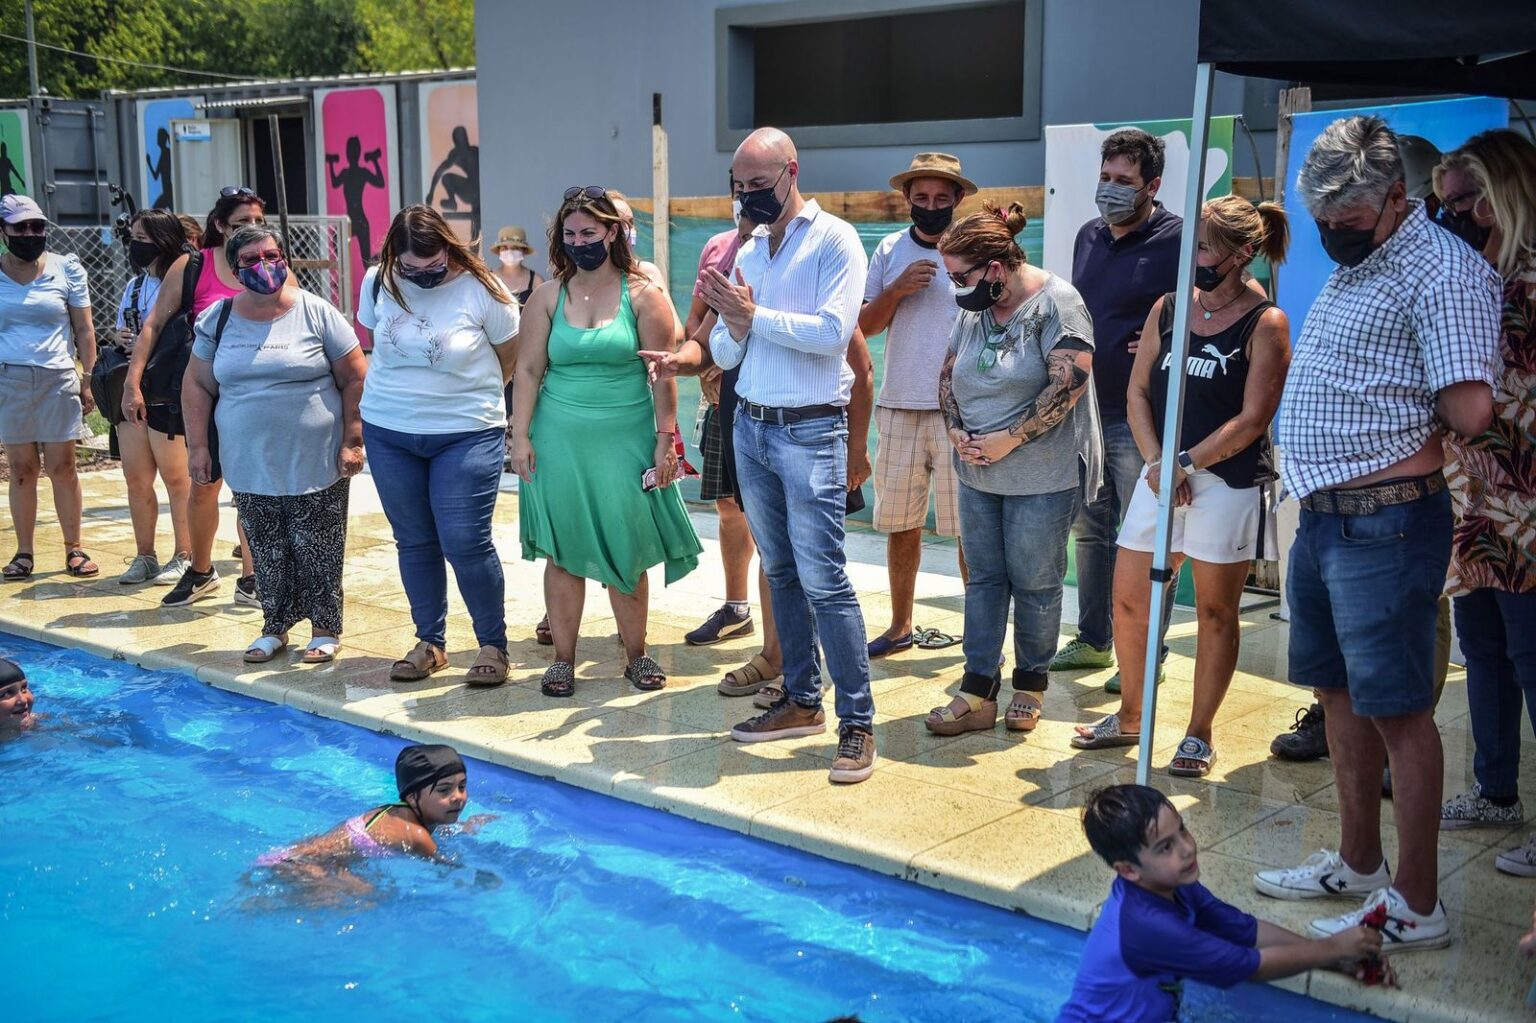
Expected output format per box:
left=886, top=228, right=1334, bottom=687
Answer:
left=958, top=481, right=1079, bottom=692
left=733, top=409, right=873, bottom=730
left=1286, top=488, right=1451, bottom=717
left=1455, top=588, right=1536, bottom=800
left=1070, top=417, right=1174, bottom=653
left=363, top=422, right=507, bottom=651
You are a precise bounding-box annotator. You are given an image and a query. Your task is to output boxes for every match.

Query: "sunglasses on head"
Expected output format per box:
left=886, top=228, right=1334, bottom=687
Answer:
left=563, top=185, right=607, bottom=204
left=5, top=220, right=46, bottom=235
left=220, top=186, right=257, bottom=198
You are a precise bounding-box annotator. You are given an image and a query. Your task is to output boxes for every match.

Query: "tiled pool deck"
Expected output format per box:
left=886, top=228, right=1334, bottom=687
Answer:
left=5, top=470, right=1532, bottom=1022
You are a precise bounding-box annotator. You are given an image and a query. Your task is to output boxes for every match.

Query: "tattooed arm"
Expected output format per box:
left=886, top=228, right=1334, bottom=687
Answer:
left=938, top=348, right=967, bottom=445
left=1007, top=339, right=1093, bottom=443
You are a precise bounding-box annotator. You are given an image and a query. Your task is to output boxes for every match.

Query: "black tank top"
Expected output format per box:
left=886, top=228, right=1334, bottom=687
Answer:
left=1149, top=292, right=1276, bottom=489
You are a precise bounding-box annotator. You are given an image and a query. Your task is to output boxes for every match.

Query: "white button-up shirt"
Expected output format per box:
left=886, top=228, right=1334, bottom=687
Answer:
left=709, top=198, right=867, bottom=407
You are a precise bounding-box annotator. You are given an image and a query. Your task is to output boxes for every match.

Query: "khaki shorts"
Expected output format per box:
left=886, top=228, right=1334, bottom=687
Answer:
left=872, top=406, right=959, bottom=536
left=0, top=363, right=85, bottom=444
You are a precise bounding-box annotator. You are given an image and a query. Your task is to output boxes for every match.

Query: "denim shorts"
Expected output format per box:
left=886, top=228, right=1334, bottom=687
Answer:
left=1285, top=487, right=1452, bottom=717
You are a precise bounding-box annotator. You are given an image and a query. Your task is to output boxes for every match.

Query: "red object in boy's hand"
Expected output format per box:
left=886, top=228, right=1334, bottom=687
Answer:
left=1356, top=903, right=1400, bottom=988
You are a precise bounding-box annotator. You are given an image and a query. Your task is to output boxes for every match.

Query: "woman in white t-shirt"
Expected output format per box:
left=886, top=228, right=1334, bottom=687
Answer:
left=111, top=209, right=197, bottom=585
left=359, top=204, right=521, bottom=687
left=0, top=194, right=99, bottom=581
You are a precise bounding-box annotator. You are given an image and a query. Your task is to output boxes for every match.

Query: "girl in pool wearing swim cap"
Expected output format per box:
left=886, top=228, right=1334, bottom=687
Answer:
left=0, top=659, right=36, bottom=736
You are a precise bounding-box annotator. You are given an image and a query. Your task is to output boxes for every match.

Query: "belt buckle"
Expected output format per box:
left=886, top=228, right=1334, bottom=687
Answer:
left=748, top=402, right=765, bottom=422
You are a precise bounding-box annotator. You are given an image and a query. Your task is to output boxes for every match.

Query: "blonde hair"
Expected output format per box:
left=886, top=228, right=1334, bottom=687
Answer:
left=1434, top=129, right=1536, bottom=277
left=1203, top=194, right=1290, bottom=267
left=937, top=201, right=1029, bottom=269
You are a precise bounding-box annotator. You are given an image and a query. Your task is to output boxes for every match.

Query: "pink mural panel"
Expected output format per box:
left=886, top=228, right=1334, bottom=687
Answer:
left=320, top=87, right=393, bottom=346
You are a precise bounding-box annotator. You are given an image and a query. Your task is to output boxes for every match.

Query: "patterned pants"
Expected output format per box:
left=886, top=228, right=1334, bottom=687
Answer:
left=232, top=478, right=350, bottom=637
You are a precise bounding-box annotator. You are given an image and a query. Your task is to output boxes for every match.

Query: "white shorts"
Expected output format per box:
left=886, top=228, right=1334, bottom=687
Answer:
left=1117, top=469, right=1277, bottom=565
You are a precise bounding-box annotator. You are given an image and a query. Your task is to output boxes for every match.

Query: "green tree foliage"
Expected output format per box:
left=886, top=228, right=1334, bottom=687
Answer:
left=0, top=0, right=472, bottom=99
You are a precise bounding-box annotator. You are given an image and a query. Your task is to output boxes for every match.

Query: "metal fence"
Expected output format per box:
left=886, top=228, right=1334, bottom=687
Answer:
left=44, top=216, right=352, bottom=342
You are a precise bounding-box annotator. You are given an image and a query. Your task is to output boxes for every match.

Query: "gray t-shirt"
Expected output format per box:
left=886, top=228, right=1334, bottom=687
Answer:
left=865, top=228, right=958, bottom=410
left=191, top=290, right=360, bottom=496
left=949, top=273, right=1097, bottom=496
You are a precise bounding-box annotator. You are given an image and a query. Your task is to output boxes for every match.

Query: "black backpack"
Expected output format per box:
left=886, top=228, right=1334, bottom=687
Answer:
left=141, top=250, right=204, bottom=405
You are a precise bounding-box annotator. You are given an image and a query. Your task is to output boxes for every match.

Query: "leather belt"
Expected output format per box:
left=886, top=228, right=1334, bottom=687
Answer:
left=1299, top=473, right=1446, bottom=516
left=739, top=399, right=843, bottom=425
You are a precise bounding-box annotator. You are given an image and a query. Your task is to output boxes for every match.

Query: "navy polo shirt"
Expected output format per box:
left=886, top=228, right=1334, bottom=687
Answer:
left=1071, top=203, right=1183, bottom=420
left=1056, top=877, right=1260, bottom=1023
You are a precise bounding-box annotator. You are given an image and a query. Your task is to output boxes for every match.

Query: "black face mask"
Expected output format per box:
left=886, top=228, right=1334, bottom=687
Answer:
left=401, top=265, right=449, bottom=289
left=128, top=240, right=160, bottom=272
left=563, top=238, right=609, bottom=272
left=4, top=232, right=45, bottom=262
left=1316, top=195, right=1390, bottom=269
left=953, top=269, right=1003, bottom=312
left=1194, top=259, right=1230, bottom=293
left=738, top=165, right=789, bottom=226
left=910, top=203, right=954, bottom=238
left=1435, top=206, right=1493, bottom=253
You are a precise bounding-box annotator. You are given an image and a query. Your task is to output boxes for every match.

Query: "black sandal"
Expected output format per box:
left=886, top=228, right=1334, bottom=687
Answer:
left=2, top=552, right=33, bottom=581
left=535, top=614, right=553, bottom=646
left=540, top=661, right=575, bottom=698
left=624, top=654, right=667, bottom=692
left=65, top=549, right=99, bottom=578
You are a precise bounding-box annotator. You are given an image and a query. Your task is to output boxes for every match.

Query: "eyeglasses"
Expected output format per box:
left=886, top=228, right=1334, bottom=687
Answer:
left=947, top=261, right=988, bottom=288
left=220, top=186, right=257, bottom=198
left=1438, top=187, right=1482, bottom=213
left=563, top=185, right=608, bottom=203
left=4, top=220, right=46, bottom=235
left=976, top=322, right=1016, bottom=373
left=236, top=253, right=285, bottom=270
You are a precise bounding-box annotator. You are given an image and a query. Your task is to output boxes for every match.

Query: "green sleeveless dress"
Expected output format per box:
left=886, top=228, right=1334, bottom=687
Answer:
left=519, top=276, right=701, bottom=593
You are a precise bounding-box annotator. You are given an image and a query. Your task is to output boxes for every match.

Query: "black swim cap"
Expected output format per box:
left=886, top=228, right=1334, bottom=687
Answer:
left=395, top=744, right=466, bottom=799
left=0, top=659, right=23, bottom=687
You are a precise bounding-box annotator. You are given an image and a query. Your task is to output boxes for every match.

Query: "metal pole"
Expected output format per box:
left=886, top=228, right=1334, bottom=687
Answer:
left=267, top=113, right=291, bottom=245
left=1136, top=62, right=1214, bottom=787
left=23, top=0, right=40, bottom=97
left=651, top=93, right=670, bottom=288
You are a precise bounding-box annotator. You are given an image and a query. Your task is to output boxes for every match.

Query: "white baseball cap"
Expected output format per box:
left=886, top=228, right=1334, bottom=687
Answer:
left=0, top=194, right=45, bottom=224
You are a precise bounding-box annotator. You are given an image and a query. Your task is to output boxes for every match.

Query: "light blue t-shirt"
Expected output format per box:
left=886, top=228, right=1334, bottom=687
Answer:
left=191, top=290, right=360, bottom=496
left=0, top=251, right=91, bottom=370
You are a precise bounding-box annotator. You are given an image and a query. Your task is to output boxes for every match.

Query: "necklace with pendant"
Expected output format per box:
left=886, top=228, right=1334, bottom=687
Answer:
left=1197, top=289, right=1243, bottom=320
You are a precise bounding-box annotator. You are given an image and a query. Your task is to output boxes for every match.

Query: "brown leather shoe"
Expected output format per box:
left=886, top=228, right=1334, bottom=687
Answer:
left=729, top=696, right=826, bottom=743
left=829, top=725, right=877, bottom=784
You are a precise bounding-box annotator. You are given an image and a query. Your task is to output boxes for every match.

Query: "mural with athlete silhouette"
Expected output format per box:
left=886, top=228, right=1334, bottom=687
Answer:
left=137, top=97, right=200, bottom=210
left=419, top=82, right=480, bottom=243
left=0, top=109, right=30, bottom=198
left=314, top=84, right=399, bottom=349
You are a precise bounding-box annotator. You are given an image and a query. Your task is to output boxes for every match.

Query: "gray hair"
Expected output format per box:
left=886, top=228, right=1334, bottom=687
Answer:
left=224, top=222, right=285, bottom=270
left=1296, top=115, right=1404, bottom=220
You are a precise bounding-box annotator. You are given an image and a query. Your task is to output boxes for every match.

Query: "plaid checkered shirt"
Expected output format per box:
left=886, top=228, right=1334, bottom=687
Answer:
left=1278, top=201, right=1503, bottom=499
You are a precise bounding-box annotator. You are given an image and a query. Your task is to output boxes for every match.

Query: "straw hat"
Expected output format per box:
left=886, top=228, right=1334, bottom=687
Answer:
left=492, top=225, right=534, bottom=254
left=889, top=152, right=977, bottom=196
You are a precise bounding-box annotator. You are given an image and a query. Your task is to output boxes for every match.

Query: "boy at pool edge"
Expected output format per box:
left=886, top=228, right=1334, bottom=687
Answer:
left=0, top=658, right=36, bottom=736
left=1057, top=784, right=1381, bottom=1022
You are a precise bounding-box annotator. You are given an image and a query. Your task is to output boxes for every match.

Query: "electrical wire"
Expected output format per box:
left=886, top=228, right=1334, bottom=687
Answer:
left=0, top=31, right=256, bottom=83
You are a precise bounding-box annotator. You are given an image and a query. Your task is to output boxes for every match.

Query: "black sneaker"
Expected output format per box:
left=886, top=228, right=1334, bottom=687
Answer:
left=685, top=603, right=754, bottom=646
left=161, top=568, right=220, bottom=607
left=1271, top=703, right=1328, bottom=761
left=234, top=574, right=261, bottom=607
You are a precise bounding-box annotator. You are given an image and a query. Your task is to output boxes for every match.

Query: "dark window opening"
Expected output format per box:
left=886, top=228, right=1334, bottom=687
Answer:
left=250, top=115, right=311, bottom=216
left=749, top=2, right=1025, bottom=128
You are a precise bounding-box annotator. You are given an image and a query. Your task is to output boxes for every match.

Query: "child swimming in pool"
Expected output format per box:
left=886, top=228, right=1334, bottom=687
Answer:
left=0, top=659, right=36, bottom=737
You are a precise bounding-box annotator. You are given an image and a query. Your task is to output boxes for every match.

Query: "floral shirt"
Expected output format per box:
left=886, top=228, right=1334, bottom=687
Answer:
left=1446, top=262, right=1536, bottom=595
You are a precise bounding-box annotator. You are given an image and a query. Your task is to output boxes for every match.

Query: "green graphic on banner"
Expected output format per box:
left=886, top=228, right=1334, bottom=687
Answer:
left=0, top=110, right=30, bottom=197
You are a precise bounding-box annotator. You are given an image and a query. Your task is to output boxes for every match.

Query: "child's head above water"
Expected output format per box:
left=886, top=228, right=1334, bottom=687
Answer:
left=1082, top=784, right=1198, bottom=895
left=394, top=744, right=468, bottom=828
left=0, top=659, right=34, bottom=734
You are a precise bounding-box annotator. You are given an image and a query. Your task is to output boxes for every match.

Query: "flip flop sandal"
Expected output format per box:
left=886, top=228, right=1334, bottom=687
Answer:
left=541, top=660, right=576, bottom=698
left=2, top=552, right=34, bottom=581
left=535, top=614, right=553, bottom=646
left=718, top=654, right=781, bottom=697
left=1168, top=736, right=1217, bottom=777
left=913, top=626, right=962, bottom=650
left=302, top=637, right=340, bottom=664
left=867, top=632, right=914, bottom=658
left=625, top=654, right=667, bottom=692
left=1070, top=714, right=1141, bottom=750
left=65, top=548, right=99, bottom=577
left=465, top=645, right=510, bottom=688
left=390, top=640, right=447, bottom=682
left=1005, top=693, right=1043, bottom=733
left=925, top=697, right=998, bottom=736
left=244, top=634, right=288, bottom=663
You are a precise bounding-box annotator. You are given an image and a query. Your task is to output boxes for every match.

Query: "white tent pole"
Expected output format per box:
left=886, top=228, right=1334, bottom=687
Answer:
left=1136, top=61, right=1215, bottom=787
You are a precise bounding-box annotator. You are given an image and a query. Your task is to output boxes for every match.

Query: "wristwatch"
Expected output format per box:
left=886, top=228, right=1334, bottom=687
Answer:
left=1176, top=450, right=1195, bottom=472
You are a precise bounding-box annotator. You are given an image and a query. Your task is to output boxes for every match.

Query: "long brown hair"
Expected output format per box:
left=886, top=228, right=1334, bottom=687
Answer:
left=546, top=189, right=642, bottom=285
left=201, top=193, right=266, bottom=251
left=378, top=203, right=512, bottom=312
left=937, top=201, right=1029, bottom=270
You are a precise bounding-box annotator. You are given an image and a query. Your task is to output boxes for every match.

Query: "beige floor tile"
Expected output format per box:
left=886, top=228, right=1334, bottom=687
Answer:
left=612, top=742, right=833, bottom=832
left=880, top=729, right=1124, bottom=807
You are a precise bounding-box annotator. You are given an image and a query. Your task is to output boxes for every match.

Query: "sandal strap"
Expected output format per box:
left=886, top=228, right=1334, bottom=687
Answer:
left=1086, top=714, right=1122, bottom=738
left=1175, top=736, right=1213, bottom=761
left=397, top=641, right=442, bottom=670
left=627, top=654, right=664, bottom=680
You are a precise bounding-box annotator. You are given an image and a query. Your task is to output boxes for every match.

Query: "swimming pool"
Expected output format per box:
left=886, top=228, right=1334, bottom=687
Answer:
left=0, top=633, right=1372, bottom=1023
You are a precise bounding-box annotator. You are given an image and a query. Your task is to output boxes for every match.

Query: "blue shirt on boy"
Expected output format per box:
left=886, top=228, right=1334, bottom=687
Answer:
left=1058, top=876, right=1261, bottom=1022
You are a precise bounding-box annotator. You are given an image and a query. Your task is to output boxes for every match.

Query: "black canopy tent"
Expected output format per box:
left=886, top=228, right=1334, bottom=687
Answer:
left=1134, top=0, right=1536, bottom=785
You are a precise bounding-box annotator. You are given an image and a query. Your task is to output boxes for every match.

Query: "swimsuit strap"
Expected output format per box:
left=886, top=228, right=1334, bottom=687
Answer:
left=363, top=801, right=409, bottom=833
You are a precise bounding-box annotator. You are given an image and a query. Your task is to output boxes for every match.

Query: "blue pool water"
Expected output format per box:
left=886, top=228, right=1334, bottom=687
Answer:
left=1, top=634, right=1372, bottom=1023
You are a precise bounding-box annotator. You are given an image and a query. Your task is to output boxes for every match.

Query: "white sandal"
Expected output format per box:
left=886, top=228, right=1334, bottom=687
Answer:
left=244, top=634, right=288, bottom=663
left=303, top=636, right=340, bottom=664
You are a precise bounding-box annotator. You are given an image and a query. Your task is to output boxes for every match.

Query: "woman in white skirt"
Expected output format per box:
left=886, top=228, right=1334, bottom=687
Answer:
left=1072, top=195, right=1292, bottom=776
left=0, top=195, right=99, bottom=581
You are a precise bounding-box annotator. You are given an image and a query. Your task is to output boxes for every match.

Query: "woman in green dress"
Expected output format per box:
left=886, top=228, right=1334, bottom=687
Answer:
left=510, top=186, right=701, bottom=698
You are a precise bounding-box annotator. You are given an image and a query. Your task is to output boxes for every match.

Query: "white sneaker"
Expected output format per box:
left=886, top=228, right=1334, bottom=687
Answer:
left=1496, top=834, right=1536, bottom=877
left=154, top=553, right=190, bottom=585
left=1308, top=886, right=1451, bottom=952
left=1253, top=849, right=1390, bottom=900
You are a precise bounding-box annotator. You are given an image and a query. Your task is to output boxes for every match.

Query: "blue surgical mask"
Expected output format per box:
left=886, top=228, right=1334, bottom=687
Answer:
left=564, top=238, right=608, bottom=272
left=238, top=258, right=287, bottom=295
